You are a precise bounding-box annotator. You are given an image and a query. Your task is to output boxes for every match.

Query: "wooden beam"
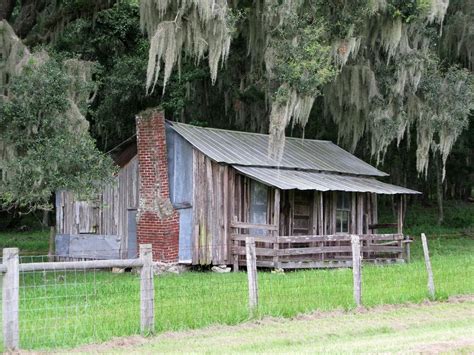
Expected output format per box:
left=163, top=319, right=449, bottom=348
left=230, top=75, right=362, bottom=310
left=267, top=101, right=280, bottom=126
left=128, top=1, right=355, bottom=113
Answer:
left=223, top=166, right=229, bottom=262
left=273, top=188, right=281, bottom=269
left=357, top=193, right=364, bottom=235
left=317, top=192, right=324, bottom=235
left=331, top=191, right=337, bottom=234
left=230, top=221, right=279, bottom=231
left=289, top=190, right=295, bottom=235
left=231, top=233, right=403, bottom=243
left=350, top=193, right=356, bottom=234
left=323, top=192, right=329, bottom=235
left=311, top=191, right=317, bottom=234
left=397, top=195, right=404, bottom=235
left=372, top=194, right=378, bottom=233
left=191, top=149, right=199, bottom=264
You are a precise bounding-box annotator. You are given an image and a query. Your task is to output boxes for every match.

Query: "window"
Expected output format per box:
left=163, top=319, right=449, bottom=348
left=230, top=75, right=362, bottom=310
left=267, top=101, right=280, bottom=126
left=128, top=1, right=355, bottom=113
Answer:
left=249, top=180, right=268, bottom=235
left=336, top=192, right=350, bottom=233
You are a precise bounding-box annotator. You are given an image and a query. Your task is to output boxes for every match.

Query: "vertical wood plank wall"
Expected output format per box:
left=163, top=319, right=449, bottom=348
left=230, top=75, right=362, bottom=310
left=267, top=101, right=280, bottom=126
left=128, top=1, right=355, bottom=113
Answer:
left=191, top=149, right=230, bottom=265
left=56, top=156, right=139, bottom=256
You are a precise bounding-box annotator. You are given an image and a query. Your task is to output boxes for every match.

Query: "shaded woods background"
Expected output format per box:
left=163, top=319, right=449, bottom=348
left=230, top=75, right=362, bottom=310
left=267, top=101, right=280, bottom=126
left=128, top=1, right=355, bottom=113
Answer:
left=0, top=1, right=472, bottom=228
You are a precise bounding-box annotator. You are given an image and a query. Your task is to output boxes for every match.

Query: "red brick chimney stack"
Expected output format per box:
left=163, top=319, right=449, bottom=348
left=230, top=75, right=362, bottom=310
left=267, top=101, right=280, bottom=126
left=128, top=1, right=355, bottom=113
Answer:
left=136, top=109, right=179, bottom=262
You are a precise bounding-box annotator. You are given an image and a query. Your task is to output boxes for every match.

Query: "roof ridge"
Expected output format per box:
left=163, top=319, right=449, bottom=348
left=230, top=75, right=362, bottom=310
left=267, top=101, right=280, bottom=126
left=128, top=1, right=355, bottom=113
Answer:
left=168, top=120, right=332, bottom=143
left=167, top=120, right=388, bottom=177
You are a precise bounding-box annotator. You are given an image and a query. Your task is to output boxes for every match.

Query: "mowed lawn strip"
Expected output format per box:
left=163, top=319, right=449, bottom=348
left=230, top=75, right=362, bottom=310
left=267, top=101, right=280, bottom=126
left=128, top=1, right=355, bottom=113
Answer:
left=75, top=298, right=474, bottom=354
left=1, top=235, right=472, bottom=350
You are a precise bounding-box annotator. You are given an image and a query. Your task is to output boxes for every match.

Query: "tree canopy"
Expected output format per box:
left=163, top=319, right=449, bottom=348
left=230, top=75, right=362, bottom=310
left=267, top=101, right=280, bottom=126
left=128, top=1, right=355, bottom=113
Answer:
left=0, top=20, right=115, bottom=211
left=0, top=0, right=472, bottom=216
left=141, top=0, right=473, bottom=175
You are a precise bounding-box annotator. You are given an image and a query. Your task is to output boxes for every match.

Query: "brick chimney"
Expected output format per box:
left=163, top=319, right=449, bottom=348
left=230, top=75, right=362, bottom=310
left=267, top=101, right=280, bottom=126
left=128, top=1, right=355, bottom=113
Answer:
left=136, top=109, right=179, bottom=262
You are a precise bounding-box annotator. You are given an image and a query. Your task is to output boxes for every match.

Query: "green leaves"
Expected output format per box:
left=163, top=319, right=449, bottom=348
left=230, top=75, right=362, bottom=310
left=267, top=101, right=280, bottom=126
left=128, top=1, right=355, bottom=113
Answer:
left=0, top=57, right=116, bottom=211
left=270, top=20, right=336, bottom=98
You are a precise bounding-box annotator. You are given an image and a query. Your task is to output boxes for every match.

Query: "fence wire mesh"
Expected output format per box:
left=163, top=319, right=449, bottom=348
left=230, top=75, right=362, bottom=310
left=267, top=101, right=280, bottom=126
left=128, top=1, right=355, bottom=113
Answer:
left=0, top=235, right=473, bottom=352
left=16, top=252, right=141, bottom=350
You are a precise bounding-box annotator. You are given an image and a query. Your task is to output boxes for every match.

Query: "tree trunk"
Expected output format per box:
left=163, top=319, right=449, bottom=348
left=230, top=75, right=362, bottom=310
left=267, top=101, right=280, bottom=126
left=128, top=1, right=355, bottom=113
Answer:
left=13, top=0, right=47, bottom=38
left=0, top=0, right=15, bottom=21
left=435, top=155, right=444, bottom=225
left=42, top=209, right=50, bottom=227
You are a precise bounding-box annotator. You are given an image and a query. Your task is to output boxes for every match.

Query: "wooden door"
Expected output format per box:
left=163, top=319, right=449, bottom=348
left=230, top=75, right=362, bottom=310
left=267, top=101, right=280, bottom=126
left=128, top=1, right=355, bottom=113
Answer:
left=292, top=190, right=312, bottom=235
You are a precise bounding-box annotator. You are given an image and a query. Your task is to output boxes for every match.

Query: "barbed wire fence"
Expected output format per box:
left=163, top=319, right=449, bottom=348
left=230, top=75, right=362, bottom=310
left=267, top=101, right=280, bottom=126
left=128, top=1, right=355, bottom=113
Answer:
left=1, top=234, right=472, bottom=352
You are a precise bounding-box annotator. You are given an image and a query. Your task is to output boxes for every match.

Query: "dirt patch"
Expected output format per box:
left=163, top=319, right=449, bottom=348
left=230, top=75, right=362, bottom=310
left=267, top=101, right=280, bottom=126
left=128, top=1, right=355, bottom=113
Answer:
left=291, top=294, right=474, bottom=321
left=412, top=337, right=474, bottom=353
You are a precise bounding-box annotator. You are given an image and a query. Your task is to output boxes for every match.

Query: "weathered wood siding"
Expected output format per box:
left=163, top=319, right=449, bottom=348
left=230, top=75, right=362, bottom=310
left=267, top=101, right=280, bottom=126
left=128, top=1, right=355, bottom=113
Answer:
left=194, top=167, right=381, bottom=266
left=233, top=185, right=377, bottom=239
left=192, top=149, right=231, bottom=265
left=56, top=156, right=139, bottom=257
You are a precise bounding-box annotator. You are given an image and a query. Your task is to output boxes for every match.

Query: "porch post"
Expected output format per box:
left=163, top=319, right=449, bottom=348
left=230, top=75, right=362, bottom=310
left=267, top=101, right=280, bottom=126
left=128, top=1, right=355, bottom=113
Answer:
left=273, top=188, right=280, bottom=269
left=397, top=195, right=404, bottom=235
left=397, top=195, right=404, bottom=260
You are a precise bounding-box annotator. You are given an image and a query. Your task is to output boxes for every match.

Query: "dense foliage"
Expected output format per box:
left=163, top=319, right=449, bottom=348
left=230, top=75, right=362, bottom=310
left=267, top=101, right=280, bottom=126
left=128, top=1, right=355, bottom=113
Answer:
left=0, top=57, right=115, bottom=211
left=0, top=0, right=472, bottom=220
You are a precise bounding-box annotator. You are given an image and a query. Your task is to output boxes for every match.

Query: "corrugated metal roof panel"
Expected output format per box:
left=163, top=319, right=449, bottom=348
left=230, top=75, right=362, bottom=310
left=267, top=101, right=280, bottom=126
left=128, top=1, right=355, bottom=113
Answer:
left=233, top=166, right=420, bottom=195
left=169, top=122, right=387, bottom=177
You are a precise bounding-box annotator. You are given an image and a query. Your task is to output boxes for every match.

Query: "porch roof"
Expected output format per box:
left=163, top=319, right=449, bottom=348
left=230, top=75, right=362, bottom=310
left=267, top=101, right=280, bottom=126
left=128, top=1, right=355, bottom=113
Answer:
left=169, top=122, right=387, bottom=177
left=233, top=166, right=420, bottom=195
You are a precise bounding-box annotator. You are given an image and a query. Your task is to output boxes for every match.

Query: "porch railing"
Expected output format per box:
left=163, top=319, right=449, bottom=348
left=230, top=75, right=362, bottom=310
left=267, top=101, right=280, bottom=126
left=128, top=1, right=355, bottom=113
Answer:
left=231, top=232, right=410, bottom=270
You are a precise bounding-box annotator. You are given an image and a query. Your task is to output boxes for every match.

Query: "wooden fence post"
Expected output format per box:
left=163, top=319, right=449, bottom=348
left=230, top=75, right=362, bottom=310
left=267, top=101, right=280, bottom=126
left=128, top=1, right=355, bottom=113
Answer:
left=421, top=233, right=435, bottom=300
left=140, top=244, right=155, bottom=334
left=245, top=237, right=258, bottom=314
left=403, top=235, right=411, bottom=263
left=351, top=235, right=362, bottom=307
left=3, top=248, right=20, bottom=351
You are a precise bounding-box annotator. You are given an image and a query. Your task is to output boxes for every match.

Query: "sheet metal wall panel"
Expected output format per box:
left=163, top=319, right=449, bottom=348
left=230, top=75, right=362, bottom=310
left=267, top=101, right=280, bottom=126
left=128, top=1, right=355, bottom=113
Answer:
left=166, top=125, right=194, bottom=205
left=55, top=234, right=121, bottom=259
left=166, top=124, right=194, bottom=263
left=178, top=208, right=193, bottom=263
left=127, top=210, right=138, bottom=259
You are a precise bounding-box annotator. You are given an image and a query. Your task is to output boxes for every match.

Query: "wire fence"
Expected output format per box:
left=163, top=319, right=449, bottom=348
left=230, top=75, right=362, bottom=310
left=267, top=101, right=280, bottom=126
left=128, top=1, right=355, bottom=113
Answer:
left=18, top=264, right=141, bottom=349
left=1, top=234, right=473, bottom=352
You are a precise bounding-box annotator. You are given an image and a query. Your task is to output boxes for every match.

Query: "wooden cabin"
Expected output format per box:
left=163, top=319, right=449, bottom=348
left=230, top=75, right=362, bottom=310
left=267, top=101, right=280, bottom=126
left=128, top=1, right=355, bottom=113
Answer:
left=56, top=109, right=419, bottom=267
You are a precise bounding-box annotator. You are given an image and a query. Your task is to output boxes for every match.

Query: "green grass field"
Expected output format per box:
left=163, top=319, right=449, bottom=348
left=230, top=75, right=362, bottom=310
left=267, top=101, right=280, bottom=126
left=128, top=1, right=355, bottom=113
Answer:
left=0, top=201, right=473, bottom=350
left=105, top=298, right=474, bottom=354
left=0, top=229, right=49, bottom=254
left=0, top=233, right=472, bottom=351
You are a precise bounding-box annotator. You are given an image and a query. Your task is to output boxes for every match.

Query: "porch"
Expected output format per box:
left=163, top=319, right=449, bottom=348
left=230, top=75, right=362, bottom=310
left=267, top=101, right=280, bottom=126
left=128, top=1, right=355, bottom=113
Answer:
left=229, top=175, right=413, bottom=269
left=231, top=231, right=411, bottom=270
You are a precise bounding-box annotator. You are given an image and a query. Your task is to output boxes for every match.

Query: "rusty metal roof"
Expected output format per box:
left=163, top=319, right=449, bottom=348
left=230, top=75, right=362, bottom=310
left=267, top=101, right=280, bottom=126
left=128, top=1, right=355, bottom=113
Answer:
left=169, top=122, right=387, bottom=177
left=233, top=166, right=420, bottom=194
